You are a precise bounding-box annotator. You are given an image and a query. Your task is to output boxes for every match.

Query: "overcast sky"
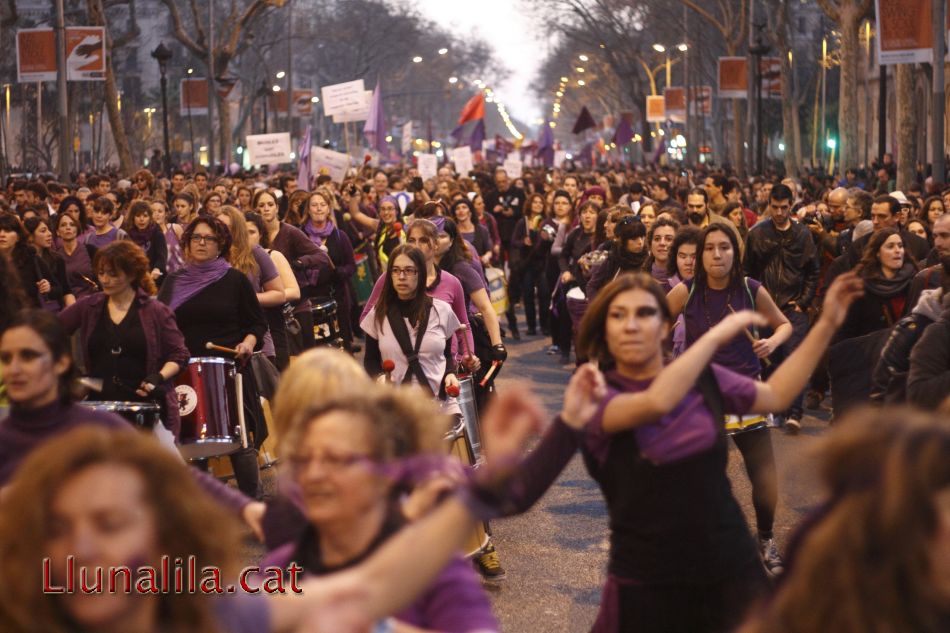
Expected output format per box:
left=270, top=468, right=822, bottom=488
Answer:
left=413, top=0, right=547, bottom=125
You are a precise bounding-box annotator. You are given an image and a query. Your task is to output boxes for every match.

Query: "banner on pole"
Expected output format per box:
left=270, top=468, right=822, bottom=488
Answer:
left=269, top=89, right=316, bottom=115
left=718, top=57, right=748, bottom=98
left=689, top=86, right=713, bottom=116
left=646, top=95, right=666, bottom=122
left=16, top=27, right=106, bottom=82
left=664, top=87, right=686, bottom=122
left=310, top=146, right=351, bottom=183
left=502, top=157, right=523, bottom=179
left=321, top=80, right=366, bottom=116
left=417, top=153, right=438, bottom=181
left=332, top=91, right=372, bottom=123
left=875, top=0, right=950, bottom=65
left=246, top=132, right=292, bottom=165
left=180, top=78, right=209, bottom=116
left=449, top=146, right=473, bottom=176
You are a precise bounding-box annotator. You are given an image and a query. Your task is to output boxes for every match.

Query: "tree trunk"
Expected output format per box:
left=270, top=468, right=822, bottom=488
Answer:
left=895, top=63, right=917, bottom=190
left=732, top=98, right=746, bottom=173
left=88, top=0, right=133, bottom=174
left=837, top=3, right=862, bottom=179
left=216, top=90, right=231, bottom=169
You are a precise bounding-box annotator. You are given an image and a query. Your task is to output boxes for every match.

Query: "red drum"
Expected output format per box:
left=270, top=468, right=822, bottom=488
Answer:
left=174, top=357, right=244, bottom=460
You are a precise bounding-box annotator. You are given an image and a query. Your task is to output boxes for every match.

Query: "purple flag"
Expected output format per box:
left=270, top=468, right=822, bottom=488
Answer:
left=297, top=124, right=312, bottom=189
left=470, top=120, right=485, bottom=151
left=537, top=121, right=554, bottom=167
left=450, top=123, right=466, bottom=146
left=612, top=114, right=634, bottom=146
left=571, top=106, right=597, bottom=134
left=362, top=80, right=387, bottom=153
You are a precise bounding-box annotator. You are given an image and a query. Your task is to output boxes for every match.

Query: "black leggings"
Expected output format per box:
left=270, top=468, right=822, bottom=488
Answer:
left=731, top=427, right=777, bottom=537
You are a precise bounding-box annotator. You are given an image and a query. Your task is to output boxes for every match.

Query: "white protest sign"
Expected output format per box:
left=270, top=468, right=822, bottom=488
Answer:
left=449, top=146, right=473, bottom=176
left=401, top=121, right=413, bottom=154
left=245, top=132, right=292, bottom=165
left=310, top=146, right=351, bottom=183
left=321, top=80, right=366, bottom=116
left=417, top=153, right=438, bottom=181
left=502, top=157, right=523, bottom=179
left=332, top=90, right=372, bottom=123
left=554, top=150, right=567, bottom=167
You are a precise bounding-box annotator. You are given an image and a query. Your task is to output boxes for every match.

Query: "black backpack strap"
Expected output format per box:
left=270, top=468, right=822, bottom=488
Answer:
left=696, top=366, right=726, bottom=432
left=386, top=298, right=435, bottom=397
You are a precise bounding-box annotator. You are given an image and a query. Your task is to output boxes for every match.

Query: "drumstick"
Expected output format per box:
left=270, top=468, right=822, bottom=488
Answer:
left=382, top=359, right=396, bottom=383
left=205, top=342, right=239, bottom=355
left=727, top=306, right=772, bottom=368
left=479, top=360, right=502, bottom=388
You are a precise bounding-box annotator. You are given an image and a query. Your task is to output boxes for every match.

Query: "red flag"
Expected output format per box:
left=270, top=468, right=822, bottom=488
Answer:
left=458, top=94, right=485, bottom=125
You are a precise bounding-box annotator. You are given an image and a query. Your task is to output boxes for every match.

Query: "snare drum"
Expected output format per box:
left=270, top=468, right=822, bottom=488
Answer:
left=445, top=422, right=490, bottom=559
left=456, top=376, right=482, bottom=463
left=311, top=299, right=342, bottom=347
left=81, top=401, right=161, bottom=430
left=175, top=357, right=243, bottom=460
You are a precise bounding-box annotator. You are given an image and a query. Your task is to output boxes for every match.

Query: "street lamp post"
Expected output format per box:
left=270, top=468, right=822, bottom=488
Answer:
left=150, top=42, right=173, bottom=178
left=258, top=81, right=269, bottom=133
left=749, top=28, right=771, bottom=175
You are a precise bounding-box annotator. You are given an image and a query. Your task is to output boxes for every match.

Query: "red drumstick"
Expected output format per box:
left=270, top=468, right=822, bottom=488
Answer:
left=382, top=359, right=396, bottom=383
left=479, top=360, right=502, bottom=388
left=446, top=384, right=460, bottom=398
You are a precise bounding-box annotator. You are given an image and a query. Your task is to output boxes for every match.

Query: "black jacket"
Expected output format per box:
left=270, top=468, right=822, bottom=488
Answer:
left=907, top=301, right=950, bottom=410
left=744, top=218, right=819, bottom=310
left=870, top=313, right=936, bottom=404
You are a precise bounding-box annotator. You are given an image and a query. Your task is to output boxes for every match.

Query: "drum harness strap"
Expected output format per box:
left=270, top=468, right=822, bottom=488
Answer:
left=386, top=298, right=435, bottom=397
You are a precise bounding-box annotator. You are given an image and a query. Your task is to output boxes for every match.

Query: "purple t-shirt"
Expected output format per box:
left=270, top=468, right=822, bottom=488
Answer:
left=682, top=278, right=763, bottom=377
left=85, top=226, right=127, bottom=250
left=246, top=245, right=280, bottom=357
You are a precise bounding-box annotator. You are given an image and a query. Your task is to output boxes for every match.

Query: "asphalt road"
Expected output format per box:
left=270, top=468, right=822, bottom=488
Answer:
left=485, top=331, right=830, bottom=632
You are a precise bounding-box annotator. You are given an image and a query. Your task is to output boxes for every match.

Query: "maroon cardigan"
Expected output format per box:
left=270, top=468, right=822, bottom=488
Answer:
left=59, top=289, right=191, bottom=437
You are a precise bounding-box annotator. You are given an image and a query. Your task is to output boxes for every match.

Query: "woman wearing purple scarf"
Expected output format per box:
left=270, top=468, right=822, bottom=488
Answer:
left=301, top=190, right=356, bottom=351
left=157, top=216, right=268, bottom=500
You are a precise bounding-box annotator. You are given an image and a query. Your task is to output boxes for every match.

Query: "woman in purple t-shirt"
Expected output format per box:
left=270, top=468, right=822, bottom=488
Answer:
left=490, top=271, right=864, bottom=633
left=667, top=224, right=792, bottom=575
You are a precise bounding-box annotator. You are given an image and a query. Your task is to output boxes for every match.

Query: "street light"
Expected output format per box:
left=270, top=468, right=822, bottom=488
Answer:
left=272, top=85, right=281, bottom=92
left=652, top=44, right=666, bottom=53
left=150, top=41, right=173, bottom=178
left=448, top=76, right=458, bottom=84
left=579, top=54, right=589, bottom=61
left=438, top=48, right=448, bottom=55
left=276, top=71, right=286, bottom=79
left=676, top=43, right=688, bottom=52
left=412, top=56, right=423, bottom=63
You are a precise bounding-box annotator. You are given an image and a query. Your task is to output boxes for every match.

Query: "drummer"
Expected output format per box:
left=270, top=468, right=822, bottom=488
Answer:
left=59, top=240, right=189, bottom=437
left=156, top=216, right=268, bottom=500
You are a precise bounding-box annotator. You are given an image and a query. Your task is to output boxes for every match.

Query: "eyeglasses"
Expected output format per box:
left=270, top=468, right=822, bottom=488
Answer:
left=189, top=234, right=219, bottom=244
left=391, top=267, right=418, bottom=278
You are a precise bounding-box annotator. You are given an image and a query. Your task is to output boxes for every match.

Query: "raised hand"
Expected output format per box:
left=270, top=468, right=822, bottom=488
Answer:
left=818, top=271, right=865, bottom=329
left=560, top=363, right=607, bottom=430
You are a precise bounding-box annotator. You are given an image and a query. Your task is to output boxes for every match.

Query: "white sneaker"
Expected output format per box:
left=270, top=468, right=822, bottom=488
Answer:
left=784, top=418, right=801, bottom=434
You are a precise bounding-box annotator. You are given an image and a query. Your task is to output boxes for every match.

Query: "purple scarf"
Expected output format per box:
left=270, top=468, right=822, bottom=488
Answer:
left=166, top=257, right=230, bottom=311
left=303, top=220, right=335, bottom=247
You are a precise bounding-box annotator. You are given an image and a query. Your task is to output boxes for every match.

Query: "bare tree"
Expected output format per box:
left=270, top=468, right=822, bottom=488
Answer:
left=160, top=0, right=276, bottom=163
left=895, top=64, right=917, bottom=190
left=766, top=0, right=801, bottom=176
left=87, top=0, right=138, bottom=175
left=677, top=0, right=749, bottom=173
left=816, top=0, right=872, bottom=178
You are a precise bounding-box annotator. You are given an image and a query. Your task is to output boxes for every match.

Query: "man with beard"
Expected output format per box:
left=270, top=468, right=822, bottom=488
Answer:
left=744, top=184, right=820, bottom=433
left=684, top=187, right=741, bottom=244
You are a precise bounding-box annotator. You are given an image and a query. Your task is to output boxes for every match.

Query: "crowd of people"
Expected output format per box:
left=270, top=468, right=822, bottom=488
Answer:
left=0, top=157, right=947, bottom=632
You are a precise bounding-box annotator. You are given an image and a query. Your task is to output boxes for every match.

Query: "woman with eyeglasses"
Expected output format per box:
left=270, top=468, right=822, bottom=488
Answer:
left=157, top=216, right=268, bottom=499
left=263, top=384, right=499, bottom=633
left=361, top=244, right=461, bottom=404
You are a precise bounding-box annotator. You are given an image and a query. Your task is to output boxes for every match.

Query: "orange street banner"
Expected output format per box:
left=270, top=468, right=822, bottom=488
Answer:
left=718, top=57, right=747, bottom=98
left=646, top=95, right=666, bottom=123
left=270, top=89, right=315, bottom=115
left=664, top=87, right=686, bottom=122
left=65, top=27, right=106, bottom=80
left=180, top=78, right=209, bottom=116
left=875, top=0, right=950, bottom=65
